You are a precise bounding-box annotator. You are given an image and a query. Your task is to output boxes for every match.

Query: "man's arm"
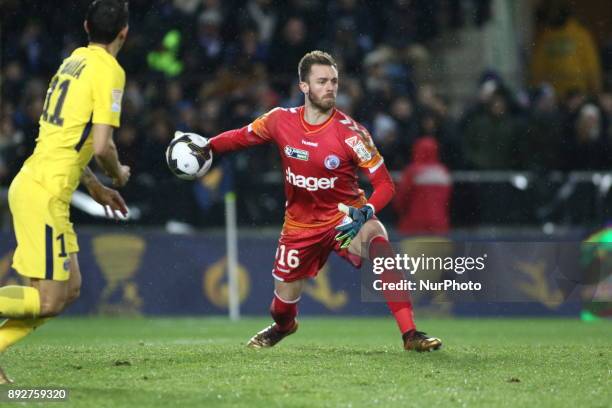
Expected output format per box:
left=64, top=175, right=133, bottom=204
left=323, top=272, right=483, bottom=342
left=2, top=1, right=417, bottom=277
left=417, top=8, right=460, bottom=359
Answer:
left=209, top=109, right=277, bottom=154
left=335, top=164, right=395, bottom=249
left=80, top=166, right=128, bottom=218
left=209, top=126, right=270, bottom=154
left=335, top=119, right=395, bottom=247
left=365, top=163, right=396, bottom=214
left=92, top=123, right=130, bottom=187
left=81, top=166, right=101, bottom=192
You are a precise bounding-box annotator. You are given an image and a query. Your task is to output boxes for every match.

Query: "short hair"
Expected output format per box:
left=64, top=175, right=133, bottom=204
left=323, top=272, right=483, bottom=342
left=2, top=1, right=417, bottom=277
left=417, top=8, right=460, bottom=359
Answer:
left=86, top=0, right=129, bottom=44
left=298, top=51, right=338, bottom=82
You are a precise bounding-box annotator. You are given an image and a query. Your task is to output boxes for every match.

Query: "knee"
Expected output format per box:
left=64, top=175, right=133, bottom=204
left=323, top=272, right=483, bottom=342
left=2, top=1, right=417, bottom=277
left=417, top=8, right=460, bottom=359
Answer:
left=365, top=220, right=388, bottom=241
left=39, top=298, right=66, bottom=317
left=350, top=220, right=388, bottom=256
left=66, top=286, right=80, bottom=305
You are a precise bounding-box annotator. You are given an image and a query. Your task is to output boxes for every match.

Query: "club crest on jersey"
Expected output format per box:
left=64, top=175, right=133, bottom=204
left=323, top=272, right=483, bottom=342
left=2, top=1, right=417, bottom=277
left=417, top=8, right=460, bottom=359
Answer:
left=284, top=145, right=309, bottom=161
left=324, top=154, right=340, bottom=170
left=345, top=136, right=371, bottom=161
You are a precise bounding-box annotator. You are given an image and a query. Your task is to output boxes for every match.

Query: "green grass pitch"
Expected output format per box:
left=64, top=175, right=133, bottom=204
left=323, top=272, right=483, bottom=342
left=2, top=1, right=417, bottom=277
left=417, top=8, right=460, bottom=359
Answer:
left=1, top=317, right=610, bottom=407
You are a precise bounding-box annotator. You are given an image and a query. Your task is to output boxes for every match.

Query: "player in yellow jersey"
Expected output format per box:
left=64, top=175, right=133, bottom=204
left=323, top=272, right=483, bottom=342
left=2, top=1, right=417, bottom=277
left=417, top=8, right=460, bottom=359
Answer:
left=0, top=0, right=131, bottom=383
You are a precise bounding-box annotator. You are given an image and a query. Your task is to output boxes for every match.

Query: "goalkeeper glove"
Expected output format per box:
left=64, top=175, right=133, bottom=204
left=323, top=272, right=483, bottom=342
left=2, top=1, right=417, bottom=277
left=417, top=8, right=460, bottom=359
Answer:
left=334, top=204, right=374, bottom=249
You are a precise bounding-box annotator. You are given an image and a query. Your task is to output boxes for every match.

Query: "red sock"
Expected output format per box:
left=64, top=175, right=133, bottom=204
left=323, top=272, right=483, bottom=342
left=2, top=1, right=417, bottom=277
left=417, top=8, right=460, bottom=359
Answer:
left=270, top=292, right=298, bottom=332
left=369, top=236, right=416, bottom=334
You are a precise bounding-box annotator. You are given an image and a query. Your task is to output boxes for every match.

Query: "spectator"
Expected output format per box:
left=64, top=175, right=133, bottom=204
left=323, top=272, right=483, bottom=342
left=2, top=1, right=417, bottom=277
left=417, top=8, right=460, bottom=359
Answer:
left=326, top=0, right=373, bottom=46
left=393, top=137, right=452, bottom=234
left=115, top=124, right=141, bottom=173
left=389, top=95, right=420, bottom=159
left=164, top=81, right=190, bottom=116
left=17, top=21, right=58, bottom=75
left=362, top=46, right=397, bottom=102
left=197, top=99, right=222, bottom=138
left=322, top=0, right=374, bottom=74
left=383, top=0, right=421, bottom=48
left=371, top=111, right=401, bottom=169
left=122, top=80, right=145, bottom=122
left=319, top=19, right=365, bottom=76
left=139, top=114, right=175, bottom=181
left=463, top=88, right=525, bottom=169
left=184, top=9, right=225, bottom=75
left=224, top=27, right=268, bottom=74
left=173, top=0, right=202, bottom=15
left=268, top=17, right=312, bottom=90
left=525, top=84, right=564, bottom=170
left=418, top=84, right=449, bottom=119
left=564, top=104, right=610, bottom=170
left=530, top=0, right=602, bottom=97
left=418, top=108, right=460, bottom=169
left=597, top=88, right=612, bottom=143
left=458, top=72, right=505, bottom=139
left=2, top=61, right=25, bottom=104
left=244, top=0, right=278, bottom=47
left=176, top=104, right=199, bottom=133
left=0, top=116, right=25, bottom=186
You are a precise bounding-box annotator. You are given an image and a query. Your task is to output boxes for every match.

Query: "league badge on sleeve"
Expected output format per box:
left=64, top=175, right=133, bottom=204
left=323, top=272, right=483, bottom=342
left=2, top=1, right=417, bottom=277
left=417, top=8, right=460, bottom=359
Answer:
left=111, top=89, right=123, bottom=113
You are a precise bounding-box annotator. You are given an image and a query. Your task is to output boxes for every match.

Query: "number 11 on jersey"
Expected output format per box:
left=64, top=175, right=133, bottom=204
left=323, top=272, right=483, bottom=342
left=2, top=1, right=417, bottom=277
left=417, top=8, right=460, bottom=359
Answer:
left=41, top=76, right=71, bottom=127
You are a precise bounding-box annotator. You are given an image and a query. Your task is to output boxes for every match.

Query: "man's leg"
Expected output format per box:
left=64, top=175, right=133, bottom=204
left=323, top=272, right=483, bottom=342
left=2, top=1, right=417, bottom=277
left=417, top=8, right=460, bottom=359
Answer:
left=348, top=220, right=442, bottom=351
left=0, top=282, right=43, bottom=382
left=0, top=254, right=80, bottom=382
left=0, top=285, right=41, bottom=320
left=271, top=279, right=303, bottom=331
left=247, top=279, right=304, bottom=348
left=0, top=280, right=64, bottom=383
left=0, top=253, right=80, bottom=352
left=64, top=253, right=82, bottom=307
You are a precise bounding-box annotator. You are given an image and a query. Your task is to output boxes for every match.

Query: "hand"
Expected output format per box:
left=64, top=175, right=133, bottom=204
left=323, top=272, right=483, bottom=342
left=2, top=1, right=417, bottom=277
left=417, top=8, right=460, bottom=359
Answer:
left=174, top=130, right=212, bottom=162
left=87, top=183, right=129, bottom=220
left=334, top=204, right=374, bottom=249
left=112, top=164, right=131, bottom=187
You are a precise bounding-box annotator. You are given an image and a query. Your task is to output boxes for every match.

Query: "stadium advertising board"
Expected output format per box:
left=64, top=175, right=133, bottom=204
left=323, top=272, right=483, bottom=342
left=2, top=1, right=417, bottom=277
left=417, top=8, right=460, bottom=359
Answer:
left=2, top=232, right=607, bottom=317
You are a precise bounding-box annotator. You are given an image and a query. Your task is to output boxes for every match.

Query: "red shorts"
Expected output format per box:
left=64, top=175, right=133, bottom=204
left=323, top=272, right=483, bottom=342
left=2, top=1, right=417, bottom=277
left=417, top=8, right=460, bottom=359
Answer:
left=271, top=220, right=363, bottom=282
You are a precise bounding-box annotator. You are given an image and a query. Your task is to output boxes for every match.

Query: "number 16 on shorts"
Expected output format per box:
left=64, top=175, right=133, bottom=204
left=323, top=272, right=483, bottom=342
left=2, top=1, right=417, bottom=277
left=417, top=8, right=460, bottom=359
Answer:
left=275, top=245, right=300, bottom=273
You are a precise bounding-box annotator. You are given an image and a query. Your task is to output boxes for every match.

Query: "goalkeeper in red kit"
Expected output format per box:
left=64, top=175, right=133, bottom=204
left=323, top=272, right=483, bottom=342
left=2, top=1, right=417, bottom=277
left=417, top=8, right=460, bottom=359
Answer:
left=200, top=51, right=441, bottom=351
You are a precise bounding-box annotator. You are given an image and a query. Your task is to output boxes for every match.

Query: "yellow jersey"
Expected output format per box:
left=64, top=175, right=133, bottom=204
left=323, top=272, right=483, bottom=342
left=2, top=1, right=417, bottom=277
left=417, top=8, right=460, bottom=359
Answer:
left=21, top=44, right=125, bottom=203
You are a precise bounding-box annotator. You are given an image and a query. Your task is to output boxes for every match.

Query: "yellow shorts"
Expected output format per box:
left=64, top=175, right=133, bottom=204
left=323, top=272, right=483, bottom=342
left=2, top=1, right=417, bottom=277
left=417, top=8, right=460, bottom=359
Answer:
left=8, top=171, right=78, bottom=281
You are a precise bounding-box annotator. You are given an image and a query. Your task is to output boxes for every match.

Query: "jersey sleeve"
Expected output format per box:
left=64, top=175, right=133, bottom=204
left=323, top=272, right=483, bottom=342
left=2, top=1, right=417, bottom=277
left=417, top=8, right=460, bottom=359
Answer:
left=344, top=123, right=385, bottom=173
left=210, top=126, right=267, bottom=153
left=91, top=64, right=125, bottom=127
left=247, top=107, right=280, bottom=142
left=366, top=160, right=395, bottom=213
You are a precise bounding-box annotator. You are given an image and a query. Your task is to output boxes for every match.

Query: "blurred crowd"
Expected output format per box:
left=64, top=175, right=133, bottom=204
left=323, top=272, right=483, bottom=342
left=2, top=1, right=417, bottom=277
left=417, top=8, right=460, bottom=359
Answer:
left=1, top=0, right=611, bottom=228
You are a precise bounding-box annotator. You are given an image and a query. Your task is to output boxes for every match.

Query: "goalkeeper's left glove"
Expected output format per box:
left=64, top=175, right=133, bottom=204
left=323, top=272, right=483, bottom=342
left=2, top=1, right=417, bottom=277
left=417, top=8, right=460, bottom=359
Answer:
left=334, top=204, right=375, bottom=249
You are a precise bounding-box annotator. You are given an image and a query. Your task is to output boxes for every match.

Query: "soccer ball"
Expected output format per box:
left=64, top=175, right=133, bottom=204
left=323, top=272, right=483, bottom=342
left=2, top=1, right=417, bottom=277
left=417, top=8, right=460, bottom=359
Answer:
left=166, top=131, right=213, bottom=180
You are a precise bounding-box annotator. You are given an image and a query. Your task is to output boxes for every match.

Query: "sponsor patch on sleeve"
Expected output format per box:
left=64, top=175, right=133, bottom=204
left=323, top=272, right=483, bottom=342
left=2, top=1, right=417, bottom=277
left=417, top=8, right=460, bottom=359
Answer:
left=111, top=89, right=123, bottom=113
left=345, top=136, right=372, bottom=161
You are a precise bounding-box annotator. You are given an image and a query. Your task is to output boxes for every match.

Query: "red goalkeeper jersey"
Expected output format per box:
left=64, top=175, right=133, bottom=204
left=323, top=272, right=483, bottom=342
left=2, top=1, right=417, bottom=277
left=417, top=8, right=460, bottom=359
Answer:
left=210, top=106, right=394, bottom=230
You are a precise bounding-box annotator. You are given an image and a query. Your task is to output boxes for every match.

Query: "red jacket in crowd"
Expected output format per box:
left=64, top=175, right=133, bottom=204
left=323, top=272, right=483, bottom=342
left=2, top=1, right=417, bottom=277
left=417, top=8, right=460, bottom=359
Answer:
left=393, top=137, right=452, bottom=234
